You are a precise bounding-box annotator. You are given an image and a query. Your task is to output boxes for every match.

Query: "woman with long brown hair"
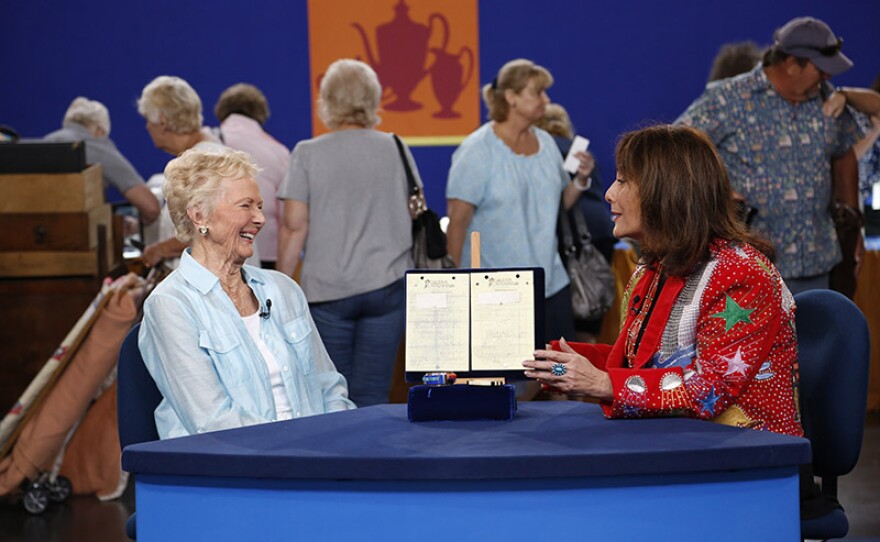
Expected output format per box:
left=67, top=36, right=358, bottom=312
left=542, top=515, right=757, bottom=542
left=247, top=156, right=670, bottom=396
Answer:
left=524, top=124, right=801, bottom=437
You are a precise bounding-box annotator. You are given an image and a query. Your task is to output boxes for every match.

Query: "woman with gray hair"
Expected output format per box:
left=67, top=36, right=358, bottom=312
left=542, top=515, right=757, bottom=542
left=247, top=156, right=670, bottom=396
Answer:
left=136, top=75, right=261, bottom=267
left=44, top=97, right=160, bottom=224
left=277, top=58, right=416, bottom=407
left=213, top=83, right=290, bottom=269
left=139, top=147, right=354, bottom=439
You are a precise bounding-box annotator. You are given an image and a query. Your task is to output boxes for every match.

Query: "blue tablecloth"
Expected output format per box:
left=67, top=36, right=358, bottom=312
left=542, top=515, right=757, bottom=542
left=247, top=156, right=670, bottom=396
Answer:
left=123, top=401, right=809, bottom=481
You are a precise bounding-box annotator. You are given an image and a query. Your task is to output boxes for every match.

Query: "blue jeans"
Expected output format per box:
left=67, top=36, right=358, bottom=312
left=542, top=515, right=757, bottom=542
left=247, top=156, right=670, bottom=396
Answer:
left=308, top=279, right=405, bottom=407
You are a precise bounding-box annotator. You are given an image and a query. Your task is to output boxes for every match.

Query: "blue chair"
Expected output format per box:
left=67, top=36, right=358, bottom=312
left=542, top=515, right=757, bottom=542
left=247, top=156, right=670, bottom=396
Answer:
left=117, top=322, right=162, bottom=539
left=795, top=290, right=870, bottom=540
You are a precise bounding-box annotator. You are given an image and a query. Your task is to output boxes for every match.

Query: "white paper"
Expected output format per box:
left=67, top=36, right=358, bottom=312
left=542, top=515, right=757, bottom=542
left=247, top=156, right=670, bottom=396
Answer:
left=405, top=273, right=471, bottom=372
left=563, top=135, right=590, bottom=174
left=470, top=271, right=535, bottom=371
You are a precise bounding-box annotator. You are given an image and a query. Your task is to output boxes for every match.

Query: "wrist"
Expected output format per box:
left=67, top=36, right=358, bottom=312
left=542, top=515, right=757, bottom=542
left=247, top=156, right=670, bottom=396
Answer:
left=573, top=176, right=592, bottom=191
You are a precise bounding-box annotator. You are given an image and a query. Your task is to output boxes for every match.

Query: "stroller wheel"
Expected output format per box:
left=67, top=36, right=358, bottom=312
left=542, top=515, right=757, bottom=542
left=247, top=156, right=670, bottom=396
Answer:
left=22, top=483, right=49, bottom=515
left=48, top=476, right=73, bottom=502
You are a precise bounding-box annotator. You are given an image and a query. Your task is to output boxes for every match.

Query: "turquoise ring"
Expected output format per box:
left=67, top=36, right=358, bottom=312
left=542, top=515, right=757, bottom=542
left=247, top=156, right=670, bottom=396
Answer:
left=551, top=363, right=567, bottom=377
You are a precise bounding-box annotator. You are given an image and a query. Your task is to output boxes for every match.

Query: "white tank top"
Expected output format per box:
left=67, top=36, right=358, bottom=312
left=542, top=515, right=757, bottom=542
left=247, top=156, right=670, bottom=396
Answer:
left=241, top=312, right=293, bottom=421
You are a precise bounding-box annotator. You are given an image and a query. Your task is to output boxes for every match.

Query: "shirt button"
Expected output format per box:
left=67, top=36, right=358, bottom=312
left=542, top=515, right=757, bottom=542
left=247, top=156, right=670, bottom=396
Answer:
left=283, top=366, right=289, bottom=372
left=295, top=411, right=301, bottom=418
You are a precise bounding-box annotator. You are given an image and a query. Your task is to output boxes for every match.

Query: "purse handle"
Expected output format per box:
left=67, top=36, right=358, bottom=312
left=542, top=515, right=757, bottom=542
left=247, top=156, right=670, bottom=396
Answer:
left=558, top=199, right=594, bottom=257
left=392, top=133, right=420, bottom=197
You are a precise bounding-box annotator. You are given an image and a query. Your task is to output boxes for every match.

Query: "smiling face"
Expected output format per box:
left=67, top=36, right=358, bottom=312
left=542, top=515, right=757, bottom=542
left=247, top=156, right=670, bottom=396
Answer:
left=195, top=176, right=264, bottom=265
left=605, top=174, right=643, bottom=241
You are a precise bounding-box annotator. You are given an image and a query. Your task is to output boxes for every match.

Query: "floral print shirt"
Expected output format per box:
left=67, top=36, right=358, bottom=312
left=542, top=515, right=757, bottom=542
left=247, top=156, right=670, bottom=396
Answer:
left=677, top=66, right=860, bottom=279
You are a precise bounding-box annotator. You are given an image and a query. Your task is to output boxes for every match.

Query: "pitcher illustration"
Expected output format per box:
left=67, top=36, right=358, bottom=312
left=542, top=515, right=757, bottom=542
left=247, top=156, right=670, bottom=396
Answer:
left=351, top=0, right=448, bottom=111
left=429, top=45, right=473, bottom=119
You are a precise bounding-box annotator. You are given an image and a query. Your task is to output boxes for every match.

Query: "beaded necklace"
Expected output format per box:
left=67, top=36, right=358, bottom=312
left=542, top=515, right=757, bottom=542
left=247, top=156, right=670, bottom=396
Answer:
left=624, top=269, right=666, bottom=367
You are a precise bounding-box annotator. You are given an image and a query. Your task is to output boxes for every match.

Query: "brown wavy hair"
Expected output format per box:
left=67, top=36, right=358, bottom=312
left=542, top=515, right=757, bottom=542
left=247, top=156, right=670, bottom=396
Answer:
left=615, top=124, right=774, bottom=276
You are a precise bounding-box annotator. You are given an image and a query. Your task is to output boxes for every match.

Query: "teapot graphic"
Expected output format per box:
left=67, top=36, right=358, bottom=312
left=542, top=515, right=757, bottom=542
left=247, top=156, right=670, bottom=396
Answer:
left=352, top=0, right=448, bottom=112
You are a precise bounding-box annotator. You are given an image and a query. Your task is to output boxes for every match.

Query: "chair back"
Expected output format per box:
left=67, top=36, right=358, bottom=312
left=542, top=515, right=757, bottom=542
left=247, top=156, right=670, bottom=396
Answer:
left=117, top=322, right=162, bottom=448
left=794, top=290, right=869, bottom=478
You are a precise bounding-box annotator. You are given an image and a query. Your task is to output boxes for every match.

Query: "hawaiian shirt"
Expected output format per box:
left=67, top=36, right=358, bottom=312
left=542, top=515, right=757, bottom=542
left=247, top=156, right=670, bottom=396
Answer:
left=676, top=66, right=860, bottom=279
left=854, top=112, right=880, bottom=207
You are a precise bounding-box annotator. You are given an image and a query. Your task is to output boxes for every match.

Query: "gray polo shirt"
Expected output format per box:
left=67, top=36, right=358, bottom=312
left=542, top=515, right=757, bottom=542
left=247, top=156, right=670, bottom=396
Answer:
left=44, top=123, right=145, bottom=194
left=278, top=129, right=415, bottom=303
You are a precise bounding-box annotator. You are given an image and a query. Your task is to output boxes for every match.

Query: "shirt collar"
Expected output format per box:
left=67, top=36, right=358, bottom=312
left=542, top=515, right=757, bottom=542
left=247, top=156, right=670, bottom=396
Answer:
left=221, top=113, right=262, bottom=132
left=747, top=65, right=773, bottom=94
left=60, top=122, right=94, bottom=139
left=178, top=248, right=219, bottom=295
left=178, top=248, right=267, bottom=295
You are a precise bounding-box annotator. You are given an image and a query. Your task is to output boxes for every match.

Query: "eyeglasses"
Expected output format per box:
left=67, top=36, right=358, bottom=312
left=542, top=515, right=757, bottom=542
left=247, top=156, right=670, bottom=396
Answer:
left=812, top=37, right=844, bottom=56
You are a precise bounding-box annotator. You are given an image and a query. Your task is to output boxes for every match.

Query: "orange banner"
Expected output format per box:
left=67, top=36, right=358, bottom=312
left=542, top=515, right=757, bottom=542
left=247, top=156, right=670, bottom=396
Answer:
left=307, top=0, right=480, bottom=145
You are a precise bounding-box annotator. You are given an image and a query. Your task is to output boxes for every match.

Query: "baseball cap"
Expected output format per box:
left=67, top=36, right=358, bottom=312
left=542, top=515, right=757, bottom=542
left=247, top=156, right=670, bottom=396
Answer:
left=775, top=16, right=853, bottom=76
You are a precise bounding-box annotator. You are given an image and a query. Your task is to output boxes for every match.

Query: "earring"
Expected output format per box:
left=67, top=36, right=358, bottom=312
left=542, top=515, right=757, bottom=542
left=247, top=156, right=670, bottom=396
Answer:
left=198, top=226, right=209, bottom=235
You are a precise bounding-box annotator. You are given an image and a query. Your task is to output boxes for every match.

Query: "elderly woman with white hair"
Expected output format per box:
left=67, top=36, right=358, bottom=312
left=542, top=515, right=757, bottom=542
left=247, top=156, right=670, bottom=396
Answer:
left=278, top=59, right=417, bottom=407
left=136, top=75, right=260, bottom=267
left=44, top=97, right=160, bottom=224
left=139, top=148, right=354, bottom=439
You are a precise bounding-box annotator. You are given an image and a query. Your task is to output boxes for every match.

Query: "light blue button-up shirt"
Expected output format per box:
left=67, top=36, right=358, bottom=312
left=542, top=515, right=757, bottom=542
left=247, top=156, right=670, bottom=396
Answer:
left=139, top=249, right=355, bottom=439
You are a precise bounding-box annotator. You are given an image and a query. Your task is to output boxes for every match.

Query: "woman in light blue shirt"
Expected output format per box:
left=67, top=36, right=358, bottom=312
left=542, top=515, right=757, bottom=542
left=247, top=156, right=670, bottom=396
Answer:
left=139, top=148, right=354, bottom=439
left=446, top=59, right=592, bottom=345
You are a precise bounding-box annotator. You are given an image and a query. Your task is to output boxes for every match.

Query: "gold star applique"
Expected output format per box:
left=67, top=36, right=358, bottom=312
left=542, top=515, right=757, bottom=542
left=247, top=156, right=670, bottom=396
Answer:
left=711, top=295, right=754, bottom=332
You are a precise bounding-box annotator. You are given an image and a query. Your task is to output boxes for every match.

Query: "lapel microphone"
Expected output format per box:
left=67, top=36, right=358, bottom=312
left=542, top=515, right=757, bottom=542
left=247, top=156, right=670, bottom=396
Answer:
left=259, top=299, right=272, bottom=320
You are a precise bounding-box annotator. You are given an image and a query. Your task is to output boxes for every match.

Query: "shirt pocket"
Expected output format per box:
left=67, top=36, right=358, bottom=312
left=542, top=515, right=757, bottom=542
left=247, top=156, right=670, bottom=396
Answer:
left=199, top=330, right=252, bottom=387
left=282, top=316, right=315, bottom=375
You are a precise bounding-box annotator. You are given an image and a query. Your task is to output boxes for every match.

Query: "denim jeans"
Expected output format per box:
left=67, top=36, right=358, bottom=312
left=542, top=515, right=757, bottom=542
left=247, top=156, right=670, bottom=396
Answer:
left=308, top=279, right=405, bottom=407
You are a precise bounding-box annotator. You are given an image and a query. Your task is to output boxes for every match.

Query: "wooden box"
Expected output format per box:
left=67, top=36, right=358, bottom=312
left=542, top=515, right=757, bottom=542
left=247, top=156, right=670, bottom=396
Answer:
left=0, top=164, right=103, bottom=213
left=0, top=204, right=114, bottom=277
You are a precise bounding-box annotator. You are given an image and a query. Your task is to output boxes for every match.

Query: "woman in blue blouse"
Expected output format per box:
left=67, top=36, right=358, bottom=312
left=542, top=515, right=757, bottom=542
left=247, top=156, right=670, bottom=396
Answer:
left=446, top=58, right=592, bottom=344
left=139, top=148, right=354, bottom=439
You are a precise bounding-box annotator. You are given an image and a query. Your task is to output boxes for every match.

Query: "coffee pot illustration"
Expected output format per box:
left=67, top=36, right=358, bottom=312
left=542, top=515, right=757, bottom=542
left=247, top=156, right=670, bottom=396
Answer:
left=352, top=0, right=448, bottom=111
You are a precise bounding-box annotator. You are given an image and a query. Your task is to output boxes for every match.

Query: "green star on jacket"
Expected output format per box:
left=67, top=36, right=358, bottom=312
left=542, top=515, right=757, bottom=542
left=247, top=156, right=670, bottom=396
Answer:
left=711, top=294, right=754, bottom=332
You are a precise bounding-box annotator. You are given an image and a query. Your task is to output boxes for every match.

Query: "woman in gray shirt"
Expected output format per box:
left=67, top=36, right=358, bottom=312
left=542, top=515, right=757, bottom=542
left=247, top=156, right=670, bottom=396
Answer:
left=278, top=59, right=417, bottom=407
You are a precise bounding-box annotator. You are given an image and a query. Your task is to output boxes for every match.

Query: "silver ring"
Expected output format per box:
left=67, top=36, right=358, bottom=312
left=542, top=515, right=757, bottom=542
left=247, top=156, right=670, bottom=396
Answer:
left=551, top=363, right=567, bottom=376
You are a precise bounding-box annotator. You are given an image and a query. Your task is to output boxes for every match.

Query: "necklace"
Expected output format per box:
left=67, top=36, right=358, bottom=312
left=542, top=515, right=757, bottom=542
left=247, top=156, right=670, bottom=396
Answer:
left=624, top=269, right=665, bottom=367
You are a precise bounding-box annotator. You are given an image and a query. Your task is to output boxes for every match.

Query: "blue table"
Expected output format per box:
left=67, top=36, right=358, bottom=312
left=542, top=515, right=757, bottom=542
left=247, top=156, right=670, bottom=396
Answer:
left=122, top=401, right=810, bottom=541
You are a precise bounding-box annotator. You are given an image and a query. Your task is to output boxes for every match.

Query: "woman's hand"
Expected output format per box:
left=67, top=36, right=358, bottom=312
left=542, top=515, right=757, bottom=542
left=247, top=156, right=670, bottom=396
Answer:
left=823, top=91, right=847, bottom=118
left=522, top=337, right=613, bottom=400
left=574, top=150, right=595, bottom=185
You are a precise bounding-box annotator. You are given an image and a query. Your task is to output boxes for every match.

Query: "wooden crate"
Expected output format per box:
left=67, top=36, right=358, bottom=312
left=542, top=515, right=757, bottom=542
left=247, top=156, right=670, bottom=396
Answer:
left=0, top=164, right=103, bottom=213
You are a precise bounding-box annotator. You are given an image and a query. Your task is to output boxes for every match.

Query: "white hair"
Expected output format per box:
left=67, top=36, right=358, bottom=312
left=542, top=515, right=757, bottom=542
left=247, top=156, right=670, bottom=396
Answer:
left=63, top=97, right=111, bottom=135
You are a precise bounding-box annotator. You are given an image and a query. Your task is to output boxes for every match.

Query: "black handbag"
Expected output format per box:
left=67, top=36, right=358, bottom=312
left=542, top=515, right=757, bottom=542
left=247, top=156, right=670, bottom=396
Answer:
left=558, top=200, right=615, bottom=320
left=392, top=134, right=454, bottom=269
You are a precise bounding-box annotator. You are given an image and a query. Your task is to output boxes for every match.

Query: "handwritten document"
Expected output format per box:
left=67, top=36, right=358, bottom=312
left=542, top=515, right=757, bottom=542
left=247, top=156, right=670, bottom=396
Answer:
left=405, top=269, right=536, bottom=374
left=406, top=272, right=471, bottom=371
left=470, top=271, right=535, bottom=371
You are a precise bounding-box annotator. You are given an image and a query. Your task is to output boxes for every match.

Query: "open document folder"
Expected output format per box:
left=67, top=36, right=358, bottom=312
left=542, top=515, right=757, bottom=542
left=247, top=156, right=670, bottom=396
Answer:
left=404, top=268, right=544, bottom=381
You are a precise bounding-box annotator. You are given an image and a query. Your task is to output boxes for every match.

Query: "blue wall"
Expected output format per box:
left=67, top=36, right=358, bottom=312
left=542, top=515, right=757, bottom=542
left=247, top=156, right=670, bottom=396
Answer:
left=2, top=1, right=878, bottom=215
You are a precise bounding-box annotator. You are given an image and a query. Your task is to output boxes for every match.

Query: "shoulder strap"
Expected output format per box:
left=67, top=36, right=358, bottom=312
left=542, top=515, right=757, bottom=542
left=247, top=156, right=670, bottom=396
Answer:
left=559, top=199, right=576, bottom=254
left=570, top=202, right=594, bottom=245
left=392, top=133, right=419, bottom=196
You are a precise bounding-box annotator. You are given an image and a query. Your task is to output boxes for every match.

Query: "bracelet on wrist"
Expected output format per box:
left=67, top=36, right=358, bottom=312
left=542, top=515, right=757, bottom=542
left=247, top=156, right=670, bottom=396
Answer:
left=573, top=176, right=591, bottom=191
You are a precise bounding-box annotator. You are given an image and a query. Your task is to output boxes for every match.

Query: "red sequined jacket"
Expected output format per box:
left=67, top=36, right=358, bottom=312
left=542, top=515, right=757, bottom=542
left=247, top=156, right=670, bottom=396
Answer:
left=556, top=240, right=803, bottom=436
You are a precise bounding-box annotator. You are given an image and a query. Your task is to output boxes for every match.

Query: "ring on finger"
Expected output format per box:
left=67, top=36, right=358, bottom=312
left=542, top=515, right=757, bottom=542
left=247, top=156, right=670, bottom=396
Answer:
left=551, top=363, right=567, bottom=377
